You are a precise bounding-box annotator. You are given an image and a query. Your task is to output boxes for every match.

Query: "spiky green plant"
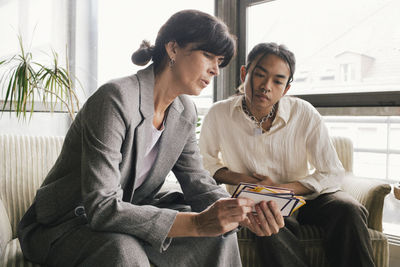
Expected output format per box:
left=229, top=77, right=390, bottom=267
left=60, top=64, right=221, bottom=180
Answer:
left=0, top=35, right=80, bottom=120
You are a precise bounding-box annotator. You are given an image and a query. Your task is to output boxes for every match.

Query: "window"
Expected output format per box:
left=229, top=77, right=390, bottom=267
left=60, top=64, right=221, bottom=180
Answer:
left=0, top=0, right=67, bottom=59
left=319, top=69, right=335, bottom=81
left=339, top=63, right=355, bottom=82
left=0, top=0, right=68, bottom=100
left=244, top=0, right=400, bottom=105
left=325, top=116, right=400, bottom=180
left=98, top=0, right=215, bottom=112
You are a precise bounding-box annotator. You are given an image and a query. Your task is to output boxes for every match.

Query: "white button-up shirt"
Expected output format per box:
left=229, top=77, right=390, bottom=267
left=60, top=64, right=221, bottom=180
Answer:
left=199, top=95, right=345, bottom=199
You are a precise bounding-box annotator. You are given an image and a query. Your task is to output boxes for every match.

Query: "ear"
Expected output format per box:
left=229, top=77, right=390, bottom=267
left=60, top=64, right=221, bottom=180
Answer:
left=165, top=41, right=178, bottom=60
left=240, top=65, right=247, bottom=83
left=282, top=84, right=291, bottom=96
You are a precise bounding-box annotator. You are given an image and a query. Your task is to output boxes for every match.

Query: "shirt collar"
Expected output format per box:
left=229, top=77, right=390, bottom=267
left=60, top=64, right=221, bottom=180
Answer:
left=230, top=94, right=290, bottom=125
left=230, top=95, right=244, bottom=117
left=275, top=96, right=290, bottom=124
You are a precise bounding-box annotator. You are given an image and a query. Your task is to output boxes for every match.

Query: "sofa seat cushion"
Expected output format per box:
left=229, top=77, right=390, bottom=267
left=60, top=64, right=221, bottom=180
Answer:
left=1, top=239, right=40, bottom=267
left=0, top=199, right=12, bottom=256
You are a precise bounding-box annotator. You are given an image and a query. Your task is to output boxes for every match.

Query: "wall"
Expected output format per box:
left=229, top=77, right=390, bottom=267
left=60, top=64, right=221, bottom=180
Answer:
left=0, top=112, right=71, bottom=136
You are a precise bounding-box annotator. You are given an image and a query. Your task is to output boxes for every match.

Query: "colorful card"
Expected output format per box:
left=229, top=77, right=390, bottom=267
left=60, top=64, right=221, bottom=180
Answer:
left=232, top=182, right=306, bottom=217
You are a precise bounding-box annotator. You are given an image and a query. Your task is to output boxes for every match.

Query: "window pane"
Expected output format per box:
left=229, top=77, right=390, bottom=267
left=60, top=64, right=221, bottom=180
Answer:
left=325, top=117, right=388, bottom=150
left=98, top=0, right=214, bottom=110
left=0, top=0, right=67, bottom=99
left=383, top=192, right=400, bottom=236
left=390, top=124, right=400, bottom=151
left=247, top=0, right=400, bottom=95
left=325, top=116, right=400, bottom=180
left=389, top=154, right=400, bottom=181
left=354, top=152, right=386, bottom=179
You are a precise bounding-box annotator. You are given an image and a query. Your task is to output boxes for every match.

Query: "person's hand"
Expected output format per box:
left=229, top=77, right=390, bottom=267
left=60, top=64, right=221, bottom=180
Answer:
left=240, top=200, right=284, bottom=236
left=253, top=174, right=313, bottom=195
left=194, top=198, right=254, bottom=236
left=253, top=173, right=276, bottom=187
left=237, top=173, right=264, bottom=184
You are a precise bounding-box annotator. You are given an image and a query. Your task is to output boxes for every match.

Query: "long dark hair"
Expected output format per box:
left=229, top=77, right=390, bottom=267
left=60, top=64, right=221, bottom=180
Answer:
left=131, top=9, right=236, bottom=72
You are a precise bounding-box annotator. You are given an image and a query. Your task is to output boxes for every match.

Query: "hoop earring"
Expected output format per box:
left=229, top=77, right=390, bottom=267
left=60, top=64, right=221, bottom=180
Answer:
left=169, top=58, right=175, bottom=68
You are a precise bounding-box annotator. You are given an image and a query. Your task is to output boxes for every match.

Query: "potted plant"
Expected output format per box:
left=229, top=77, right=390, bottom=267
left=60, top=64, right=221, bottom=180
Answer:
left=0, top=36, right=81, bottom=120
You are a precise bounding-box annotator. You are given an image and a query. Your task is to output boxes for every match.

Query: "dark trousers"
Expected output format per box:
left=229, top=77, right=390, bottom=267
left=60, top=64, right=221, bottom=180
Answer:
left=256, top=191, right=375, bottom=267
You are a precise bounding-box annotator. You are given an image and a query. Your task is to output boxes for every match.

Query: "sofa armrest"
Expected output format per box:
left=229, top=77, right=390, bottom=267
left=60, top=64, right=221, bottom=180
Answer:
left=341, top=174, right=391, bottom=232
left=0, top=198, right=12, bottom=257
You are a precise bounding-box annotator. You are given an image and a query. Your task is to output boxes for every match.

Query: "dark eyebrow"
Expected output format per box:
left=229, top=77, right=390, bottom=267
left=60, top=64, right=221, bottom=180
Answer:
left=254, top=65, right=267, bottom=73
left=254, top=65, right=287, bottom=79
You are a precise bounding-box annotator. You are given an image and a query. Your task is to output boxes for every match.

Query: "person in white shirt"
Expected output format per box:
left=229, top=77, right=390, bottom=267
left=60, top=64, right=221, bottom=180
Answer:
left=199, top=42, right=375, bottom=267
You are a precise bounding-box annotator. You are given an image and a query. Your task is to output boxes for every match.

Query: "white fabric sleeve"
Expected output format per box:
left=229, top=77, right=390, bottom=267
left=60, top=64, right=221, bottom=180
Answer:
left=298, top=120, right=345, bottom=199
left=198, top=108, right=226, bottom=177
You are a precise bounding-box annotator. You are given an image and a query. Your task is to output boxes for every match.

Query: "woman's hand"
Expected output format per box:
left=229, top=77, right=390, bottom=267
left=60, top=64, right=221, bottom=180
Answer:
left=240, top=200, right=285, bottom=236
left=194, top=198, right=254, bottom=236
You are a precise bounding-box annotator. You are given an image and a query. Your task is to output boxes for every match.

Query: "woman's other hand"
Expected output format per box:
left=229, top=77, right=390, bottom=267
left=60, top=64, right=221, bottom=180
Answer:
left=240, top=200, right=285, bottom=236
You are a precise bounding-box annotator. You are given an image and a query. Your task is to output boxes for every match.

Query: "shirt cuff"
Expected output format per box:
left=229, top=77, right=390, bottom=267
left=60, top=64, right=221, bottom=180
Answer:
left=154, top=209, right=179, bottom=252
left=222, top=226, right=242, bottom=238
left=207, top=164, right=226, bottom=177
left=297, top=178, right=323, bottom=200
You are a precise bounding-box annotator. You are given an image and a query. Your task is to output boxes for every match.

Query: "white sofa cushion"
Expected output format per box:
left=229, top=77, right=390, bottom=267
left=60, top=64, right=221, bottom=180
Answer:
left=0, top=199, right=12, bottom=256
left=0, top=135, right=64, bottom=237
left=1, top=238, right=40, bottom=267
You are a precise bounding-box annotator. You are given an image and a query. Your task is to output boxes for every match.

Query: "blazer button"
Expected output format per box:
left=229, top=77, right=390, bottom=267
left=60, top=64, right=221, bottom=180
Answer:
left=74, top=206, right=85, bottom=216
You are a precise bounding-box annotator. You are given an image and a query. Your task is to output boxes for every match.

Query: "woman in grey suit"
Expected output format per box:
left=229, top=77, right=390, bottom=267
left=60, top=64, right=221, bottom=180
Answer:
left=18, top=10, right=284, bottom=267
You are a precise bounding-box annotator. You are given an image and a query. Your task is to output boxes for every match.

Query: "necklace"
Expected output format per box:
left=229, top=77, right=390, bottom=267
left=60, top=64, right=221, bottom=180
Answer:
left=242, top=97, right=276, bottom=134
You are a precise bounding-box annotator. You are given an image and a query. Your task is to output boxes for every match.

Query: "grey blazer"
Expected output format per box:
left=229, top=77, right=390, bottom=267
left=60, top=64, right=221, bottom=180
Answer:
left=18, top=65, right=229, bottom=263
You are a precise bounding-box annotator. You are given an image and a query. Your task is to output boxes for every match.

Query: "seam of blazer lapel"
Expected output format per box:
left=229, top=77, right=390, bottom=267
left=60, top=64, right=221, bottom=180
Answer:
left=128, top=66, right=156, bottom=203
left=136, top=65, right=155, bottom=118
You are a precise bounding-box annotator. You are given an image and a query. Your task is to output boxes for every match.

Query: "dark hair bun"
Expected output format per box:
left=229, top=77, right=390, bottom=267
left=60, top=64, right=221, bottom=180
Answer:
left=131, top=40, right=154, bottom=66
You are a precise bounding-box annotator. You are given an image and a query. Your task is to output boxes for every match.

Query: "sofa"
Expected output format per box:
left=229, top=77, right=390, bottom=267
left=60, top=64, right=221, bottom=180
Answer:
left=0, top=135, right=391, bottom=267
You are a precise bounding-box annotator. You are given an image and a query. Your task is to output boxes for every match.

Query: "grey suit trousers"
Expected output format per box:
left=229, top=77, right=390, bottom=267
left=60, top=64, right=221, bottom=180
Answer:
left=45, top=223, right=241, bottom=267
left=256, top=191, right=375, bottom=267
left=43, top=193, right=241, bottom=267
